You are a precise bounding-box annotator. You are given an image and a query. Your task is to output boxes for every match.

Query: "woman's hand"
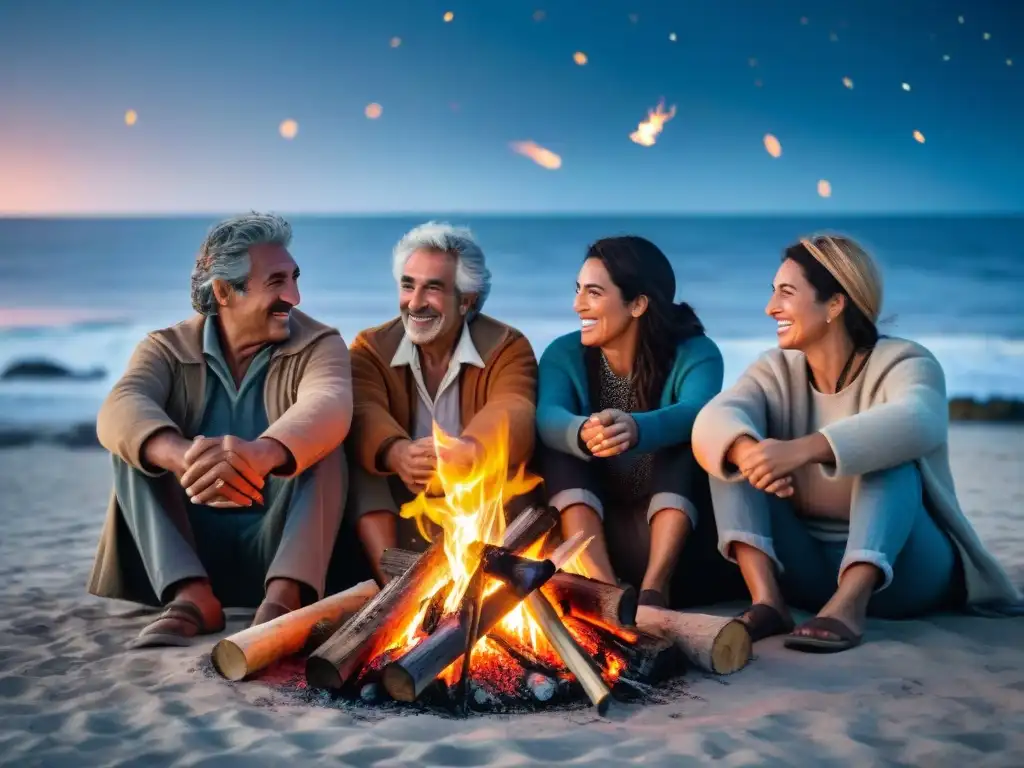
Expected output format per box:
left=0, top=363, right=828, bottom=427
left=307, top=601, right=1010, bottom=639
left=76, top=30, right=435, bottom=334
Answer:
left=582, top=409, right=638, bottom=458
left=735, top=438, right=812, bottom=496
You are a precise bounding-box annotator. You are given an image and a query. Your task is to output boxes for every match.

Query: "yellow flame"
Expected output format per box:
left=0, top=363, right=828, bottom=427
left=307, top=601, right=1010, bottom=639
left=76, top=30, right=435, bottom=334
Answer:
left=573, top=51, right=588, bottom=65
left=629, top=100, right=676, bottom=146
left=124, top=109, right=137, bottom=126
left=913, top=130, right=925, bottom=144
left=365, top=103, right=383, bottom=119
left=279, top=119, right=299, bottom=140
left=817, top=179, right=832, bottom=198
left=510, top=140, right=562, bottom=169
left=399, top=419, right=541, bottom=613
left=763, top=133, right=782, bottom=158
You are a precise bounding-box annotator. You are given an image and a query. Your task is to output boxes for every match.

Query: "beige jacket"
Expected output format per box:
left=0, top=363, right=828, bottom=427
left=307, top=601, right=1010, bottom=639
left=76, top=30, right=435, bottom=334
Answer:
left=88, top=309, right=352, bottom=604
left=693, top=337, right=1022, bottom=611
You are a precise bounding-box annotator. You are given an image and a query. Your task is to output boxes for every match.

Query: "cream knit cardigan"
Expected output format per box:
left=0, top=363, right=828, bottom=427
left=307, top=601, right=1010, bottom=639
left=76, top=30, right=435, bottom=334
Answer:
left=692, top=336, right=1022, bottom=612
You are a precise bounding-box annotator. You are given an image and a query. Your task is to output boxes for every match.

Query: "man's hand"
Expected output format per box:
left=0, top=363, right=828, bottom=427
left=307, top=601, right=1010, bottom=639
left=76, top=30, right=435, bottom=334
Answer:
left=435, top=437, right=483, bottom=476
left=734, top=437, right=812, bottom=497
left=385, top=438, right=437, bottom=495
left=581, top=409, right=638, bottom=458
left=179, top=435, right=286, bottom=508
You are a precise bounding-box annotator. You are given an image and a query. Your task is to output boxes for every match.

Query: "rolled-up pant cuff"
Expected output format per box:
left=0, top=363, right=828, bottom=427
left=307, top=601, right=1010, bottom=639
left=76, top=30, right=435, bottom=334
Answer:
left=549, top=488, right=604, bottom=519
left=648, top=492, right=698, bottom=528
left=839, top=549, right=894, bottom=592
left=718, top=530, right=783, bottom=574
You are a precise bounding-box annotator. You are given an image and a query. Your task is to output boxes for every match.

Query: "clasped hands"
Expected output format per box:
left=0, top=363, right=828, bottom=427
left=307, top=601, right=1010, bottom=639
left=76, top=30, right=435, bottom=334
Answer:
left=385, top=435, right=482, bottom=495
left=175, top=435, right=287, bottom=508
left=729, top=435, right=820, bottom=498
left=579, top=408, right=638, bottom=458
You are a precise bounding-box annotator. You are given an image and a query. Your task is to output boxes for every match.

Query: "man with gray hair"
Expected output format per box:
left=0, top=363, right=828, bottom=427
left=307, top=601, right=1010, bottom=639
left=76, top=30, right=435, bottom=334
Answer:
left=89, top=212, right=353, bottom=648
left=347, top=222, right=538, bottom=581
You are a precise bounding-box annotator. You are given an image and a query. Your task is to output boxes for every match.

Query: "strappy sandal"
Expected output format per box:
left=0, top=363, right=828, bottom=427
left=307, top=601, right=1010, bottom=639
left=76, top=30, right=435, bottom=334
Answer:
left=737, top=603, right=795, bottom=642
left=127, top=600, right=225, bottom=649
left=784, top=616, right=863, bottom=653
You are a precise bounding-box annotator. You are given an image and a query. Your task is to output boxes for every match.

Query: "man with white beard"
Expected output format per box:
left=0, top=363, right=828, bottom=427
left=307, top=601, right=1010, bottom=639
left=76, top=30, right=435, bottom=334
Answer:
left=346, top=222, right=538, bottom=582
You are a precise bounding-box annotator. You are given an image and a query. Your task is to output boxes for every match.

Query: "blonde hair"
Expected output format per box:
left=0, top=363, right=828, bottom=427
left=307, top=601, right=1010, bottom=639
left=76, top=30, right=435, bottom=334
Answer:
left=798, top=234, right=883, bottom=323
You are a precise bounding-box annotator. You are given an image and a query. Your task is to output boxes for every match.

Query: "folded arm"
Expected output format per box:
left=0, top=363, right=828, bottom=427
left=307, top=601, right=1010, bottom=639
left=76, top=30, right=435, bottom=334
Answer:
left=261, top=334, right=353, bottom=478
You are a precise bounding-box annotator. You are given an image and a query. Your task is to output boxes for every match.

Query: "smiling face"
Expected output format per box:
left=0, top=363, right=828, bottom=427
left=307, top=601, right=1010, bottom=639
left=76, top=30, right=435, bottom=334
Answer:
left=766, top=258, right=843, bottom=350
left=573, top=257, right=646, bottom=347
left=216, top=243, right=300, bottom=345
left=399, top=248, right=472, bottom=346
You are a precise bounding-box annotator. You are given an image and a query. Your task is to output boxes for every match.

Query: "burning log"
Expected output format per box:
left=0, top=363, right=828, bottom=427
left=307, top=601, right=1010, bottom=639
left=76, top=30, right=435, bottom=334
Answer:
left=381, top=547, right=636, bottom=633
left=479, top=544, right=556, bottom=597
left=455, top=562, right=486, bottom=715
left=420, top=581, right=452, bottom=634
left=635, top=606, right=751, bottom=675
left=211, top=580, right=379, bottom=681
left=541, top=572, right=637, bottom=630
left=306, top=544, right=448, bottom=690
left=485, top=633, right=561, bottom=678
left=381, top=555, right=558, bottom=703
left=525, top=591, right=612, bottom=715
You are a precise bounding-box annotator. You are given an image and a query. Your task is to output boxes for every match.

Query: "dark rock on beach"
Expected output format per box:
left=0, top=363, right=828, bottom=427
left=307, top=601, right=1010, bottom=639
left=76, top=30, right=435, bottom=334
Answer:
left=1, top=359, right=106, bottom=381
left=949, top=397, right=1024, bottom=423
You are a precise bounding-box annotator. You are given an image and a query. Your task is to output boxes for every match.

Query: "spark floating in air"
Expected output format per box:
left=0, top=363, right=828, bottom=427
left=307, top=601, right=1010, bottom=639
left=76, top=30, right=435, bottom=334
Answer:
left=629, top=100, right=676, bottom=147
left=842, top=77, right=854, bottom=89
left=763, top=133, right=782, bottom=158
left=510, top=140, right=562, bottom=169
left=817, top=180, right=832, bottom=198
left=913, top=130, right=926, bottom=143
left=390, top=37, right=401, bottom=48
left=124, top=109, right=137, bottom=126
left=443, top=11, right=454, bottom=22
left=279, top=119, right=298, bottom=139
left=365, top=103, right=383, bottom=119
left=573, top=51, right=588, bottom=65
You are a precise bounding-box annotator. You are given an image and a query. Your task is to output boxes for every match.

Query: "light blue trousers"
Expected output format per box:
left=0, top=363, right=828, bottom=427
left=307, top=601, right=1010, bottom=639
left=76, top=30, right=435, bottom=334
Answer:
left=710, top=462, right=960, bottom=617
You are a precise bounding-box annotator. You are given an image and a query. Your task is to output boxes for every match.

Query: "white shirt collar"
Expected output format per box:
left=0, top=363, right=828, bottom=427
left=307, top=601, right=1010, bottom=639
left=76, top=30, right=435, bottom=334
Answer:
left=390, top=320, right=485, bottom=370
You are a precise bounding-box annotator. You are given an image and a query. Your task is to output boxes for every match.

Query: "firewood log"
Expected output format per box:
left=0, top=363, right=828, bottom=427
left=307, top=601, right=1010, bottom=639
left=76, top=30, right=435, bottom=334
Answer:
left=211, top=580, right=379, bottom=681
left=541, top=573, right=637, bottom=630
left=306, top=544, right=448, bottom=690
left=635, top=606, right=751, bottom=675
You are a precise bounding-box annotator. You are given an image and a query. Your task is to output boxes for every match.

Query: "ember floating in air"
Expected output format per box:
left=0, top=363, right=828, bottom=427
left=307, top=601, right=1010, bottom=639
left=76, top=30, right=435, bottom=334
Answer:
left=365, top=103, right=383, bottom=120
left=913, top=130, right=926, bottom=144
left=842, top=77, right=854, bottom=89
left=668, top=32, right=676, bottom=42
left=818, top=179, right=832, bottom=198
left=443, top=11, right=454, bottom=22
left=510, top=141, right=562, bottom=169
left=573, top=51, right=588, bottom=66
left=983, top=32, right=990, bottom=40
left=279, top=119, right=298, bottom=140
left=763, top=133, right=782, bottom=158
left=629, top=100, right=676, bottom=147
left=390, top=37, right=401, bottom=48
left=124, top=109, right=137, bottom=126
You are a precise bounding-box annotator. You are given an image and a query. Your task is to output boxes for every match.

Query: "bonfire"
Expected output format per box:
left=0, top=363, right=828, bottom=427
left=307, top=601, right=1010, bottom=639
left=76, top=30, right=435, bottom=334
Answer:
left=211, top=423, right=752, bottom=714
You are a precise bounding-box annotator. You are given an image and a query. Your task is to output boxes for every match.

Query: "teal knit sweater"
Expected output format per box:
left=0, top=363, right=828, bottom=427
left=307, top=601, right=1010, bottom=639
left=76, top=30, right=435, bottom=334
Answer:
left=536, top=331, right=724, bottom=460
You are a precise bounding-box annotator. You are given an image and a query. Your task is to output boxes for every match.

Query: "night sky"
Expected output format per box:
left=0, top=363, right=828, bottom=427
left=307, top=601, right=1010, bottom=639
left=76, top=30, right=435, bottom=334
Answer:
left=1, top=0, right=1021, bottom=214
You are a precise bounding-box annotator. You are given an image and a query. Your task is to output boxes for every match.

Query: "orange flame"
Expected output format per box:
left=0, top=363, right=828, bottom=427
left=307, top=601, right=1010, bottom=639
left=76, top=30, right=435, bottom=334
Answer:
left=629, top=100, right=676, bottom=146
left=510, top=140, right=562, bottom=169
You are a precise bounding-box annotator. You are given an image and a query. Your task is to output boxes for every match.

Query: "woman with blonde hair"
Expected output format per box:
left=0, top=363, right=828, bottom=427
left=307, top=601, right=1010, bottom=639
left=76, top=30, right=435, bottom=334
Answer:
left=692, top=234, right=1021, bottom=653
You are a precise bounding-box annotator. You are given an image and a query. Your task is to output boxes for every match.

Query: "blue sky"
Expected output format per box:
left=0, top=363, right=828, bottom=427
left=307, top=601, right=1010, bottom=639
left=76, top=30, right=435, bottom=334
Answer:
left=0, top=0, right=1021, bottom=214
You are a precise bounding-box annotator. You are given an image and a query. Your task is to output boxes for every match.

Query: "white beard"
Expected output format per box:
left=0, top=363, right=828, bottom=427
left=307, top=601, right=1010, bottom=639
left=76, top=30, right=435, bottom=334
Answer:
left=402, top=312, right=445, bottom=344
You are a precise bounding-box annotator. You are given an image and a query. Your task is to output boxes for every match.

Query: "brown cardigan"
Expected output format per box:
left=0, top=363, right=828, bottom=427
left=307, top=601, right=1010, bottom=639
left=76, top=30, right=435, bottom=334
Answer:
left=348, top=314, right=537, bottom=476
left=88, top=309, right=352, bottom=604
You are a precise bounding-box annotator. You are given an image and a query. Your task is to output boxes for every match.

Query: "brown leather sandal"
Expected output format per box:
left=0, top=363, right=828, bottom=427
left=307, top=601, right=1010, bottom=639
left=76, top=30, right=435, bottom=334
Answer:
left=737, top=603, right=795, bottom=642
left=784, top=616, right=863, bottom=653
left=127, top=600, right=225, bottom=649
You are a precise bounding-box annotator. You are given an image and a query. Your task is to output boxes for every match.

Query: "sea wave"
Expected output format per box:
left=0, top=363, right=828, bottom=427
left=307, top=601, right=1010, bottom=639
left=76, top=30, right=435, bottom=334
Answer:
left=0, top=317, right=1021, bottom=430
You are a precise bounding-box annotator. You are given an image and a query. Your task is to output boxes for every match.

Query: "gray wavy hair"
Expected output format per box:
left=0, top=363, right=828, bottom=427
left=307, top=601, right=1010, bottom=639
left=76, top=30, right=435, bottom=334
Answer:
left=190, top=212, right=293, bottom=315
left=392, top=221, right=492, bottom=317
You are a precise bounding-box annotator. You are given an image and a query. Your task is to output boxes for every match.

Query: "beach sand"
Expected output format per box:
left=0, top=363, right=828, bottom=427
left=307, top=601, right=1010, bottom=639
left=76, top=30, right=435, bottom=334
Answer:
left=1, top=424, right=1022, bottom=766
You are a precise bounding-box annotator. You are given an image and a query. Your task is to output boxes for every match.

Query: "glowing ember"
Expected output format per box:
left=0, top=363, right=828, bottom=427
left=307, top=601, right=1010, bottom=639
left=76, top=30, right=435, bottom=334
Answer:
left=1008, top=59, right=1014, bottom=67
left=510, top=140, right=562, bottom=169
left=279, top=119, right=299, bottom=140
left=958, top=15, right=964, bottom=24
left=763, top=133, right=782, bottom=158
left=913, top=130, right=926, bottom=143
left=365, top=103, right=383, bottom=119
left=943, top=54, right=951, bottom=61
left=443, top=11, right=454, bottom=22
left=668, top=32, right=676, bottom=42
left=390, top=36, right=401, bottom=48
left=124, top=109, right=137, bottom=126
left=817, top=179, right=832, bottom=198
left=842, top=77, right=854, bottom=89
left=901, top=82, right=912, bottom=91
left=573, top=51, right=588, bottom=65
left=629, top=100, right=676, bottom=147
left=983, top=32, right=990, bottom=40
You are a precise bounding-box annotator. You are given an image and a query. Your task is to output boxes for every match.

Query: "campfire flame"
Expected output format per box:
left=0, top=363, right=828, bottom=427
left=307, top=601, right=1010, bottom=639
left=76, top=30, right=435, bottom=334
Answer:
left=629, top=100, right=676, bottom=146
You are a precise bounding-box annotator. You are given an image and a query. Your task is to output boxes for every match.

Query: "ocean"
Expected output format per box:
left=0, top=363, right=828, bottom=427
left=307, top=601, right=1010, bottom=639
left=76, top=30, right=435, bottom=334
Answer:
left=1, top=215, right=1022, bottom=429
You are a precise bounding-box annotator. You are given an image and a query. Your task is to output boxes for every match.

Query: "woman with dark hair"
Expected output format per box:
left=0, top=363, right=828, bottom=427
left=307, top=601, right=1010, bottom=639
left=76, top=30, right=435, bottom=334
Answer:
left=537, top=236, right=743, bottom=608
left=693, top=234, right=1021, bottom=653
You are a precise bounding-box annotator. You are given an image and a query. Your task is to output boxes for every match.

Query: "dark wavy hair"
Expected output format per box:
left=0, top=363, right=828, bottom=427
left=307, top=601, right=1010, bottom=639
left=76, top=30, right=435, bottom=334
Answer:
left=783, top=242, right=879, bottom=350
left=585, top=236, right=705, bottom=411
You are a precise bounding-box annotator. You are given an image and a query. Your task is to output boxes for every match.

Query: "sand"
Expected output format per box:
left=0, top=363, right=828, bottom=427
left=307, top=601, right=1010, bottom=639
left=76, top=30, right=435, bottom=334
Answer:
left=1, top=423, right=1022, bottom=766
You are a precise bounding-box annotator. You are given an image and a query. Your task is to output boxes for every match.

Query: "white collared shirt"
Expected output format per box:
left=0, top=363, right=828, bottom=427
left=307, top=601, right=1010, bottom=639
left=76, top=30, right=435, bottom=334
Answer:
left=390, top=321, right=485, bottom=440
